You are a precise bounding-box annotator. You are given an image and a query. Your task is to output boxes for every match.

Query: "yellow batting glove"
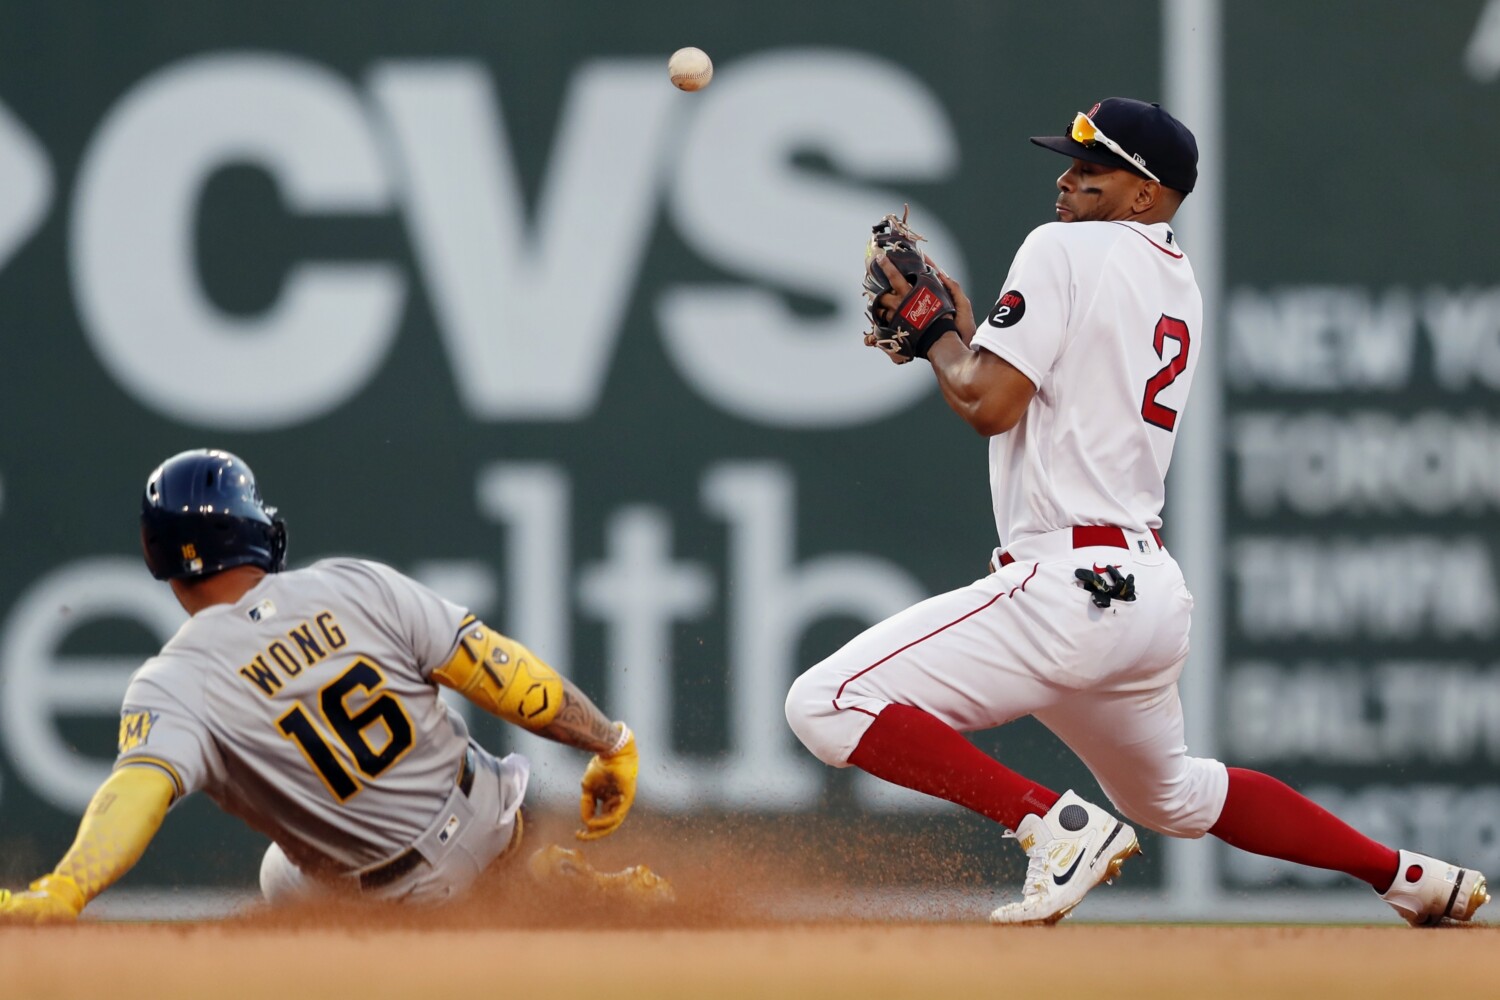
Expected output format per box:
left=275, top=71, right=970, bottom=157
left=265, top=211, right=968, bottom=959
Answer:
left=0, top=874, right=86, bottom=923
left=576, top=725, right=638, bottom=841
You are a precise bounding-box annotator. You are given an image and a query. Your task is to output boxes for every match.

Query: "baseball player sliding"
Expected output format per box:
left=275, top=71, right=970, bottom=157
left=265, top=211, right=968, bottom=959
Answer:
left=0, top=449, right=666, bottom=921
left=786, top=98, right=1490, bottom=926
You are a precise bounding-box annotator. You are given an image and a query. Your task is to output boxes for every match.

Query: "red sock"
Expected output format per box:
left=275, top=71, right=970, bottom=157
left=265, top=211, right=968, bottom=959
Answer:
left=1209, top=768, right=1399, bottom=891
left=847, top=703, right=1059, bottom=829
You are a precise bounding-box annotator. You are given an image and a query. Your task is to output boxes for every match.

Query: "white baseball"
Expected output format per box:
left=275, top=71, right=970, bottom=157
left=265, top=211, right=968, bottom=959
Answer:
left=668, top=47, right=713, bottom=92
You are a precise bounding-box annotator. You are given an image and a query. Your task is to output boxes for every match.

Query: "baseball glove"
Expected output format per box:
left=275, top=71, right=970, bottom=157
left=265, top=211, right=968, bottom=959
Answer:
left=862, top=206, right=958, bottom=363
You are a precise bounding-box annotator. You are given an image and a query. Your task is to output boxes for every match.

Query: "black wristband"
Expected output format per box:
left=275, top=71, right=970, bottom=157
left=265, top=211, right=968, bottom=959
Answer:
left=911, top=315, right=959, bottom=359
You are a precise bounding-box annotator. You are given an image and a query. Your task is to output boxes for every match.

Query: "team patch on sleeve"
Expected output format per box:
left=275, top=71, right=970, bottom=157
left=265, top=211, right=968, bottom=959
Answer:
left=118, top=710, right=156, bottom=753
left=987, top=289, right=1026, bottom=328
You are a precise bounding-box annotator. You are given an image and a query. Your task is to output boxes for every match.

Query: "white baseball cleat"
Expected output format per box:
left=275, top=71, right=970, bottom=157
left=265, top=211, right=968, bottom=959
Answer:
left=1379, top=850, right=1489, bottom=926
left=989, top=789, right=1141, bottom=926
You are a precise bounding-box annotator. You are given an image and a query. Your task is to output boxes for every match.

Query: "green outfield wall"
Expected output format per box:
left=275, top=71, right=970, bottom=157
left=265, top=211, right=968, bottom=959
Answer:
left=0, top=1, right=1496, bottom=917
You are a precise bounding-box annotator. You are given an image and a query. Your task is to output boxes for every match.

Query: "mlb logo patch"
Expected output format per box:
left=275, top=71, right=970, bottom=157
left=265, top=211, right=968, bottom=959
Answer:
left=438, top=814, right=461, bottom=844
left=248, top=599, right=277, bottom=622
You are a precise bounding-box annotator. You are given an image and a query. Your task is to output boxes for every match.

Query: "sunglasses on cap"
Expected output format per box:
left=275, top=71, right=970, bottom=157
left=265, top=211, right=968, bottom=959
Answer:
left=1069, top=112, right=1161, bottom=184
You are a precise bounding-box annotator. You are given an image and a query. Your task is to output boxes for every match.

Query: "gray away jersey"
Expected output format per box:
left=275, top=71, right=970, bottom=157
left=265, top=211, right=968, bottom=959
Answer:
left=115, top=558, right=474, bottom=873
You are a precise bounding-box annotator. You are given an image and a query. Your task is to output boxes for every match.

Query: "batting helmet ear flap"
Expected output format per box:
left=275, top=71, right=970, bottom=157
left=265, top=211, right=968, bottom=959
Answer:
left=266, top=512, right=289, bottom=574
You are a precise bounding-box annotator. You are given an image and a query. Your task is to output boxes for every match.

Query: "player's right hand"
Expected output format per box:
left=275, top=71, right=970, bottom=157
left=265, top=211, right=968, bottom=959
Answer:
left=926, top=256, right=977, bottom=342
left=0, top=874, right=85, bottom=923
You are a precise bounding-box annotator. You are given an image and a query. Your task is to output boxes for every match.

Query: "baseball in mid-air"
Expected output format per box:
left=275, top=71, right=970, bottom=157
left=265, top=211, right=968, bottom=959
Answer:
left=668, top=47, right=713, bottom=91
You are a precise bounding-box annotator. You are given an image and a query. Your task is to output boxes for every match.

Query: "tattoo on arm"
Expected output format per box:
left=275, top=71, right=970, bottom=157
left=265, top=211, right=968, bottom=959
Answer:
left=537, top=679, right=617, bottom=754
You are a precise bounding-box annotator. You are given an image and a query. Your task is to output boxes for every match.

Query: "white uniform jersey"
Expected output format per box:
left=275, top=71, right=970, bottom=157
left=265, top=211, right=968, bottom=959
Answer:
left=115, top=558, right=476, bottom=875
left=789, top=218, right=1226, bottom=849
left=970, top=220, right=1200, bottom=545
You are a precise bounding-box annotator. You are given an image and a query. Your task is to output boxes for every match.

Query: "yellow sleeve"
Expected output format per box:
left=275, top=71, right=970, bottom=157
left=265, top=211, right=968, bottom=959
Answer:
left=432, top=621, right=564, bottom=731
left=51, top=766, right=175, bottom=907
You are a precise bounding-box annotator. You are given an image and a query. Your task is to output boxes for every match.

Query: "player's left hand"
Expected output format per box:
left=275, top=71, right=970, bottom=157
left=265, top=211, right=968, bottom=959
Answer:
left=576, top=725, right=638, bottom=841
left=0, top=874, right=86, bottom=923
left=862, top=210, right=958, bottom=364
left=869, top=254, right=911, bottom=319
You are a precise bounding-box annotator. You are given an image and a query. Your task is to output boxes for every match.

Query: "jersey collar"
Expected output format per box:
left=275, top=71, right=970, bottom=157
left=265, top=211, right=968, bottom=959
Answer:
left=1107, top=220, right=1184, bottom=259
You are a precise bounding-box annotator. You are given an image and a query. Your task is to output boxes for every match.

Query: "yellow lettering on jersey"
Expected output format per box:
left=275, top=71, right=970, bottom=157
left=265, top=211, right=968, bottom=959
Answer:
left=118, top=711, right=155, bottom=752
left=238, top=613, right=351, bottom=696
left=288, top=624, right=326, bottom=666
left=238, top=655, right=283, bottom=697
left=316, top=611, right=347, bottom=650
left=269, top=641, right=302, bottom=677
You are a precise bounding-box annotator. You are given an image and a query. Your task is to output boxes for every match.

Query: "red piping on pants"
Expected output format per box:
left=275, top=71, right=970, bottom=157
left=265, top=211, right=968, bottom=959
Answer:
left=832, top=563, right=1040, bottom=716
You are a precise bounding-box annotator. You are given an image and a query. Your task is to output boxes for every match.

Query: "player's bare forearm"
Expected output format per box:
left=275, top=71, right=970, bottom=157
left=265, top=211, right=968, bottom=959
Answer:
left=537, top=679, right=624, bottom=755
left=927, top=337, right=1037, bottom=436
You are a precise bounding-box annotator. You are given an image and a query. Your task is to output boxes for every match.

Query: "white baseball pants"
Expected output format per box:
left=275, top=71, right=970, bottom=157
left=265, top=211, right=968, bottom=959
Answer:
left=786, top=526, right=1228, bottom=838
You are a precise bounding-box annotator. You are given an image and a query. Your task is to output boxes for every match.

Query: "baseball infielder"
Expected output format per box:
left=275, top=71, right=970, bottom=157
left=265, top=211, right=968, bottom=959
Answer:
left=786, top=98, right=1490, bottom=926
left=0, top=449, right=663, bottom=920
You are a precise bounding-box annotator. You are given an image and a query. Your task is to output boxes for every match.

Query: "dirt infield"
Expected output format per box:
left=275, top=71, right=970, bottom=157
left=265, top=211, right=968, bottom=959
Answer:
left=7, top=816, right=1495, bottom=999
left=7, top=921, right=1496, bottom=1000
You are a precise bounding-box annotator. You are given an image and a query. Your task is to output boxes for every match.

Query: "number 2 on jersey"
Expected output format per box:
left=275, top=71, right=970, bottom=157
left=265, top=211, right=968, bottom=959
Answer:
left=1141, top=314, right=1191, bottom=432
left=276, top=659, right=415, bottom=802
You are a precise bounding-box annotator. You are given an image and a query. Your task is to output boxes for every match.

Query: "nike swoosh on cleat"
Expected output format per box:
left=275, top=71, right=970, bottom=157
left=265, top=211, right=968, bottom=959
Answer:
left=1052, top=852, right=1087, bottom=886
left=1090, top=822, right=1125, bottom=865
left=1445, top=871, right=1466, bottom=918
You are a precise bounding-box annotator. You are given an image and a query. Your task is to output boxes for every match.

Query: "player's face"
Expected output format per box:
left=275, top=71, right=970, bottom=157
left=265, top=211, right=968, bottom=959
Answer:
left=1054, top=159, right=1148, bottom=222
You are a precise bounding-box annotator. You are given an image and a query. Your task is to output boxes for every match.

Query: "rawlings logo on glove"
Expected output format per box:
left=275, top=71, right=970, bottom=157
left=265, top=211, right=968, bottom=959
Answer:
left=862, top=206, right=958, bottom=364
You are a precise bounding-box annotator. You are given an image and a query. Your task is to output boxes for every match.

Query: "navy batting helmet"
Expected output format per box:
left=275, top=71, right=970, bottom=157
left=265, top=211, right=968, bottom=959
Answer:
left=140, top=449, right=288, bottom=581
